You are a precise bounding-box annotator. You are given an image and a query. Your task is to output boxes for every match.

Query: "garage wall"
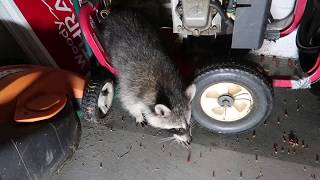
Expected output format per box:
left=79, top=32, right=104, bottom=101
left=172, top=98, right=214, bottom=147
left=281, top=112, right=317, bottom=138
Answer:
left=270, top=0, right=295, bottom=19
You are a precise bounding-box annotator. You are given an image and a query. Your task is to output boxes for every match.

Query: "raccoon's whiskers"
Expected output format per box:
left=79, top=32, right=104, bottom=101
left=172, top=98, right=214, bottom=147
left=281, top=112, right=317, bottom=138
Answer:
left=169, top=139, right=176, bottom=146
left=175, top=139, right=191, bottom=150
left=158, top=136, right=175, bottom=143
left=182, top=142, right=191, bottom=150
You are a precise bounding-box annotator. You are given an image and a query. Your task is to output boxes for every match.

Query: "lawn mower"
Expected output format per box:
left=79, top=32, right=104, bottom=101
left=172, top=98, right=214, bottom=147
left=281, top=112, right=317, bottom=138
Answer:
left=79, top=0, right=320, bottom=133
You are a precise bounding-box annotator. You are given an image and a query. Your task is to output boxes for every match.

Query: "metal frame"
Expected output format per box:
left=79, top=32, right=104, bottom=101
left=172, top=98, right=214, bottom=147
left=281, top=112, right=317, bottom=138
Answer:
left=79, top=0, right=320, bottom=89
left=79, top=2, right=117, bottom=75
left=273, top=55, right=320, bottom=88
left=272, top=0, right=320, bottom=89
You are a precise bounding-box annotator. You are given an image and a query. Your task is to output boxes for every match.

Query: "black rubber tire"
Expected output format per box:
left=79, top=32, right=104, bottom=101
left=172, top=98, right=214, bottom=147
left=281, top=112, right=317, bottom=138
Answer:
left=192, top=63, right=273, bottom=134
left=0, top=101, right=81, bottom=179
left=81, top=76, right=114, bottom=123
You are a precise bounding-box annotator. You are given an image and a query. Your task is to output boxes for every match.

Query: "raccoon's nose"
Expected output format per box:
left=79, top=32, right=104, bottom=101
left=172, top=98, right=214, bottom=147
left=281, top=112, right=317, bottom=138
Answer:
left=187, top=137, right=192, bottom=144
left=186, top=140, right=191, bottom=145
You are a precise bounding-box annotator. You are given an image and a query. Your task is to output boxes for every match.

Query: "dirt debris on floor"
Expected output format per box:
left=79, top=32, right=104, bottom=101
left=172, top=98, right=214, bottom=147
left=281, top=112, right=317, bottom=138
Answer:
left=53, top=89, right=320, bottom=180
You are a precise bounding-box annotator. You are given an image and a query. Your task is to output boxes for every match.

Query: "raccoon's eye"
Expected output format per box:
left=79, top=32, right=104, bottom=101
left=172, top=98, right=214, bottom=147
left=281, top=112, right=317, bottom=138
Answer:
left=169, top=128, right=186, bottom=135
left=176, top=128, right=185, bottom=133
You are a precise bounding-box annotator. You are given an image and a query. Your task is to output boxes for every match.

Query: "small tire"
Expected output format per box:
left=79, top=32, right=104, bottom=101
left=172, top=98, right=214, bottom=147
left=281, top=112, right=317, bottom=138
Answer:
left=81, top=76, right=114, bottom=123
left=192, top=63, right=273, bottom=134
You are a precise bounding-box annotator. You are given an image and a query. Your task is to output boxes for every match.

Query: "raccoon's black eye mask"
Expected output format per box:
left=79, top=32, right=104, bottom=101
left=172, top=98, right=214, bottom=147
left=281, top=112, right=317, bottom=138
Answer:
left=168, top=128, right=187, bottom=135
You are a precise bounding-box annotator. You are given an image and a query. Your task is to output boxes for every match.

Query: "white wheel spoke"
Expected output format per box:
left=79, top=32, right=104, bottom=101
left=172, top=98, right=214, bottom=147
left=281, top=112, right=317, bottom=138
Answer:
left=225, top=106, right=242, bottom=121
left=233, top=101, right=247, bottom=112
left=228, top=84, right=241, bottom=95
left=202, top=98, right=220, bottom=109
left=213, top=84, right=229, bottom=95
left=206, top=90, right=220, bottom=98
left=98, top=81, right=114, bottom=116
left=212, top=107, right=225, bottom=115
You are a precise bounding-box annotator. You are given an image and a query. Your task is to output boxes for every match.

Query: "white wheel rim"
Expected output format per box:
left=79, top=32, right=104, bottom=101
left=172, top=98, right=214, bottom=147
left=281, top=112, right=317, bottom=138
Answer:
left=98, top=81, right=114, bottom=115
left=200, top=82, right=253, bottom=122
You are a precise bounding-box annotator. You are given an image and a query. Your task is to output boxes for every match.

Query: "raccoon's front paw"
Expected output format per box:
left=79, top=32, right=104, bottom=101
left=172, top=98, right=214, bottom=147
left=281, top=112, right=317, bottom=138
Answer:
left=135, top=115, right=148, bottom=127
left=136, top=120, right=148, bottom=127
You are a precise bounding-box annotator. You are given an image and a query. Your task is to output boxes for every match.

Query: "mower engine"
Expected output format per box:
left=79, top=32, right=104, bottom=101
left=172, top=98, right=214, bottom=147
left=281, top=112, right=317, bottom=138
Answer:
left=171, top=0, right=271, bottom=49
left=171, top=0, right=233, bottom=37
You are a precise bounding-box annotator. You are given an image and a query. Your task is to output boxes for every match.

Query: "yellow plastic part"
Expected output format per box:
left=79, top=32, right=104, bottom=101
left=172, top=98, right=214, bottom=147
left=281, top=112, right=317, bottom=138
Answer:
left=15, top=94, right=67, bottom=123
left=0, top=65, right=85, bottom=123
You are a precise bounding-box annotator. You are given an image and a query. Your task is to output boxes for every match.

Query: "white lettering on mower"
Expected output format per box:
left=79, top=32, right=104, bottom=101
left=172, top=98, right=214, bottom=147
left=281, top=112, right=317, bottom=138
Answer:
left=55, top=0, right=72, bottom=12
left=41, top=0, right=60, bottom=21
left=41, top=0, right=87, bottom=69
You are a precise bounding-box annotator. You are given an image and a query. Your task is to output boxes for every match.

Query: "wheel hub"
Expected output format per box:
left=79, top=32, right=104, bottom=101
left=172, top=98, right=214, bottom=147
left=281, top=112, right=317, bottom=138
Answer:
left=200, top=82, right=254, bottom=122
left=98, top=81, right=114, bottom=117
left=218, top=95, right=234, bottom=107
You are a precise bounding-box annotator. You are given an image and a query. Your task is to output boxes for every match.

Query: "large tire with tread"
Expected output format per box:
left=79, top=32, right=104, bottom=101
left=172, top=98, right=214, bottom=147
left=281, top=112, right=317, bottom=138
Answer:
left=192, top=63, right=273, bottom=134
left=81, top=75, right=114, bottom=123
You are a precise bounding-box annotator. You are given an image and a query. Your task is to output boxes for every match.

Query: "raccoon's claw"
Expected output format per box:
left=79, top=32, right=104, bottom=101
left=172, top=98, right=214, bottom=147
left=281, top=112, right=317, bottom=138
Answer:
left=135, top=113, right=148, bottom=127
left=135, top=120, right=148, bottom=127
left=141, top=120, right=148, bottom=127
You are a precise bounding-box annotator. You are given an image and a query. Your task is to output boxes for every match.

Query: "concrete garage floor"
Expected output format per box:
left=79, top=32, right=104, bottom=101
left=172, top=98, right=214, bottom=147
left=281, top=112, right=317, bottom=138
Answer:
left=53, top=88, right=320, bottom=180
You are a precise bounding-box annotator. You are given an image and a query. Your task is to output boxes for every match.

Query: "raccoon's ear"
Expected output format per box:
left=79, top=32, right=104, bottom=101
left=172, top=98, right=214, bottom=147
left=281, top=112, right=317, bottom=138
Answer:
left=185, top=84, right=196, bottom=103
left=155, top=104, right=171, bottom=117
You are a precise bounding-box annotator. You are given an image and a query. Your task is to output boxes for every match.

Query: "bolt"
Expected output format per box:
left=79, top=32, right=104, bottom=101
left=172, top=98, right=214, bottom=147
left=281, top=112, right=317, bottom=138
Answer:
left=212, top=25, right=217, bottom=30
left=192, top=29, right=200, bottom=36
left=212, top=8, right=217, bottom=14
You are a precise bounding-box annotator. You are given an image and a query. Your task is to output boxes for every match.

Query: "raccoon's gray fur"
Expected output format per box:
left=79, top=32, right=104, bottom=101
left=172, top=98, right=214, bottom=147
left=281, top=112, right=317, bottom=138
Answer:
left=97, top=9, right=196, bottom=145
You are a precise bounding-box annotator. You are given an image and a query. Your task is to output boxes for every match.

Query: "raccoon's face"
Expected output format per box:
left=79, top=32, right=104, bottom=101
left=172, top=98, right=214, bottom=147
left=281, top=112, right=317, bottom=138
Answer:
left=147, top=84, right=196, bottom=147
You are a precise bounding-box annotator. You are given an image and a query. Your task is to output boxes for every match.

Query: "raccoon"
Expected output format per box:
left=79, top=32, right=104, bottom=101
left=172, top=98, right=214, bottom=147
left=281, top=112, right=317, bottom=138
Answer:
left=97, top=9, right=196, bottom=146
